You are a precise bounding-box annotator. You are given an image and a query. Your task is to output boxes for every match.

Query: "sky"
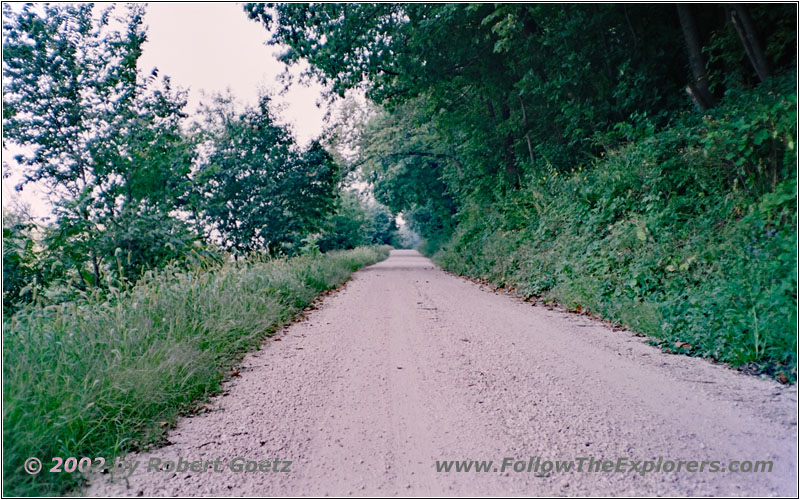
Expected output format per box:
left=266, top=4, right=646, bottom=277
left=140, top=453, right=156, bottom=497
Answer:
left=139, top=3, right=327, bottom=143
left=3, top=2, right=329, bottom=221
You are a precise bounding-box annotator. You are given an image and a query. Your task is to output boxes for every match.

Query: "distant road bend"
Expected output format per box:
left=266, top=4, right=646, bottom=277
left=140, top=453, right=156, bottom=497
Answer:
left=90, top=250, right=797, bottom=496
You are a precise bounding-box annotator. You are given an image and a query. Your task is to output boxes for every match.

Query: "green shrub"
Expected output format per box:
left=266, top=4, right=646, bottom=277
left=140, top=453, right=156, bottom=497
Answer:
left=2, top=220, right=40, bottom=315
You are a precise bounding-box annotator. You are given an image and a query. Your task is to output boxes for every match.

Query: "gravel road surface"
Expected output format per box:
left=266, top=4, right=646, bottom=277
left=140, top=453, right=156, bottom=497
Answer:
left=89, top=249, right=797, bottom=497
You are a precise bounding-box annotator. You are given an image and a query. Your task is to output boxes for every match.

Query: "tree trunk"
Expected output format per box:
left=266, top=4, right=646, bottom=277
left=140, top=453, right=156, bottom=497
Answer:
left=486, top=98, right=497, bottom=123
left=676, top=4, right=716, bottom=110
left=500, top=103, right=519, bottom=188
left=729, top=4, right=770, bottom=82
left=623, top=5, right=639, bottom=54
left=91, top=251, right=101, bottom=287
left=518, top=95, right=535, bottom=165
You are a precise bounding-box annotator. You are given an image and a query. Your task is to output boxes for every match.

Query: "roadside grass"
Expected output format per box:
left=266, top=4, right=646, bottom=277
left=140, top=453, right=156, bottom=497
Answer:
left=434, top=75, right=797, bottom=380
left=2, top=246, right=391, bottom=497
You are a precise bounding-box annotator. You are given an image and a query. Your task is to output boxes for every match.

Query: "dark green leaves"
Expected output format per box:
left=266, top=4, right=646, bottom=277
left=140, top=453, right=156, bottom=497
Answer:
left=3, top=4, right=199, bottom=301
left=194, top=95, right=338, bottom=255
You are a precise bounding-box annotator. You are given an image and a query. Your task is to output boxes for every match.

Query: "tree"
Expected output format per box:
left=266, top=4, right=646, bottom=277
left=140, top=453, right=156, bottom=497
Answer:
left=195, top=94, right=339, bottom=255
left=3, top=4, right=198, bottom=288
left=677, top=4, right=717, bottom=110
left=316, top=190, right=372, bottom=252
left=246, top=2, right=795, bottom=248
left=315, top=191, right=399, bottom=252
left=367, top=202, right=399, bottom=246
left=357, top=101, right=458, bottom=243
left=729, top=5, right=770, bottom=83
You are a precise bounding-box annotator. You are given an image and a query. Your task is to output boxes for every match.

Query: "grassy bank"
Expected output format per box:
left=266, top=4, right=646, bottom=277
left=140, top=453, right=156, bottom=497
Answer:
left=434, top=76, right=797, bottom=380
left=3, top=246, right=391, bottom=496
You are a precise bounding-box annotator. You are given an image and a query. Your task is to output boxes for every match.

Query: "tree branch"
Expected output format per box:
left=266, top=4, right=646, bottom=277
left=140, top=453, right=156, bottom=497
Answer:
left=385, top=151, right=463, bottom=175
left=377, top=66, right=400, bottom=76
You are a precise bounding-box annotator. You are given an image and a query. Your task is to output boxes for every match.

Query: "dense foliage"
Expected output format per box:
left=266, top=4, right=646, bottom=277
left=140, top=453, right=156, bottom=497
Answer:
left=439, top=74, right=797, bottom=376
left=247, top=3, right=797, bottom=376
left=2, top=4, right=399, bottom=314
left=314, top=190, right=400, bottom=252
left=3, top=4, right=202, bottom=293
left=193, top=94, right=339, bottom=254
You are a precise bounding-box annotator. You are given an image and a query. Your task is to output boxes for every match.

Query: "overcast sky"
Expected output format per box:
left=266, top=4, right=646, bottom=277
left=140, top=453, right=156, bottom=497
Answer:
left=140, top=2, right=327, bottom=143
left=3, top=2, right=328, bottom=221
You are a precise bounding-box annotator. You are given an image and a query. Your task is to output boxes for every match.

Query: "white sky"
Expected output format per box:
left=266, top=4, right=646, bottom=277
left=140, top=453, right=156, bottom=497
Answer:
left=139, top=2, right=327, bottom=142
left=3, top=2, right=329, bottom=221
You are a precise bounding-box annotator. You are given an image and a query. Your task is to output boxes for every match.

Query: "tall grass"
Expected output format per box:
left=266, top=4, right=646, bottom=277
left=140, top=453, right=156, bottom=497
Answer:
left=2, top=246, right=391, bottom=496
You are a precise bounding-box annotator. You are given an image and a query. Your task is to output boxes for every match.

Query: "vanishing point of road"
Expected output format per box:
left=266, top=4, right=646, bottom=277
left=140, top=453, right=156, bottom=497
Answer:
left=90, top=250, right=797, bottom=497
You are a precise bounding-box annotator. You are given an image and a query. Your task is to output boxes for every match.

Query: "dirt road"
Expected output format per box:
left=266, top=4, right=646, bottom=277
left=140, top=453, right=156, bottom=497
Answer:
left=89, top=250, right=797, bottom=496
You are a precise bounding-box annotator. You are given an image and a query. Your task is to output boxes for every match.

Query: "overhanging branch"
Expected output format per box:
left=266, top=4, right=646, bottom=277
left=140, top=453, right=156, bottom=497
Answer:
left=385, top=151, right=463, bottom=175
